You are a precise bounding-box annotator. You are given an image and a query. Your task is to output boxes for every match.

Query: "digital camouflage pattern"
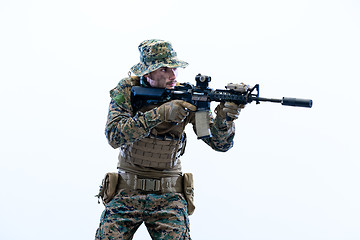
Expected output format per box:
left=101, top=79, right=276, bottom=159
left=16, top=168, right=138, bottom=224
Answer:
left=106, top=76, right=162, bottom=149
left=95, top=189, right=190, bottom=240
left=130, top=39, right=189, bottom=76
left=97, top=38, right=238, bottom=239
left=99, top=69, right=236, bottom=240
left=97, top=76, right=236, bottom=239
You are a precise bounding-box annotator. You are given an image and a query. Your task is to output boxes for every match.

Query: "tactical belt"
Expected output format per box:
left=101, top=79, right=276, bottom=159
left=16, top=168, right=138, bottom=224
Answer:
left=119, top=172, right=183, bottom=193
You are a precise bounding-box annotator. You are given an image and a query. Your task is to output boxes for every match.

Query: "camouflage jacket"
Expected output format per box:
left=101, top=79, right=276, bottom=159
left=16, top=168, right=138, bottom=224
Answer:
left=105, top=76, right=235, bottom=176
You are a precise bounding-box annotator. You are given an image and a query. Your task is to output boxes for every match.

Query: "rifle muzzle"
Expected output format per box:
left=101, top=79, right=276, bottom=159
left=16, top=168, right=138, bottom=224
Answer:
left=282, top=97, right=313, bottom=108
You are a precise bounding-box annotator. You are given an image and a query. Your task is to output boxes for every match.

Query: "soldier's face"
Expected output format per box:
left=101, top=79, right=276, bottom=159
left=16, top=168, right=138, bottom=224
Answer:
left=145, top=67, right=178, bottom=89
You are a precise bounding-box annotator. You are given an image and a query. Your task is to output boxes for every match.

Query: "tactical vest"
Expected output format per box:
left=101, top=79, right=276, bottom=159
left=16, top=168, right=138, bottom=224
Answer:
left=119, top=133, right=186, bottom=170
left=116, top=90, right=194, bottom=174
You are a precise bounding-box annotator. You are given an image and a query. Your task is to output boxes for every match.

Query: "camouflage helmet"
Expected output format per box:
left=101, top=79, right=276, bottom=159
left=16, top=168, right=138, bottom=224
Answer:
left=130, top=39, right=189, bottom=76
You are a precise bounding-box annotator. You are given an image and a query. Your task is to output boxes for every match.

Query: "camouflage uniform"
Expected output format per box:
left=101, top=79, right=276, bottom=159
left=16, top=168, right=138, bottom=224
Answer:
left=95, top=190, right=190, bottom=240
left=95, top=40, right=236, bottom=240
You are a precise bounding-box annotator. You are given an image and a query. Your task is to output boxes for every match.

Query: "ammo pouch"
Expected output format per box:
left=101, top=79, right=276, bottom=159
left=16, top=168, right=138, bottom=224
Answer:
left=183, top=173, right=195, bottom=215
left=96, top=172, right=119, bottom=205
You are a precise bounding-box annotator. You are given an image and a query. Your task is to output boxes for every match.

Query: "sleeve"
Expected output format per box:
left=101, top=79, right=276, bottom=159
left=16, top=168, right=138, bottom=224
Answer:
left=104, top=78, right=162, bottom=149
left=191, top=108, right=235, bottom=152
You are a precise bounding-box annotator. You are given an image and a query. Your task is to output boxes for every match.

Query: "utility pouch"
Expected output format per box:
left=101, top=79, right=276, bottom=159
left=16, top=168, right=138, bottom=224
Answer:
left=96, top=172, right=119, bottom=205
left=183, top=173, right=195, bottom=215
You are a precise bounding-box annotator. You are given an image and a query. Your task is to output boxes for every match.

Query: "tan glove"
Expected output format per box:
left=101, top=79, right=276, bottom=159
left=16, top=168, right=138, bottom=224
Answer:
left=216, top=102, right=245, bottom=121
left=215, top=82, right=249, bottom=121
left=157, top=100, right=197, bottom=123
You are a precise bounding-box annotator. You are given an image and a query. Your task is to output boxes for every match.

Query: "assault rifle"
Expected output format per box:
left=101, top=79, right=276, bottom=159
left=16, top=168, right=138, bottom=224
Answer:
left=131, top=74, right=313, bottom=139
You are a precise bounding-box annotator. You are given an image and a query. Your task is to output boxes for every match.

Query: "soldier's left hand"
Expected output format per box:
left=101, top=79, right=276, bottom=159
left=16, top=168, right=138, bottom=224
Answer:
left=223, top=102, right=245, bottom=120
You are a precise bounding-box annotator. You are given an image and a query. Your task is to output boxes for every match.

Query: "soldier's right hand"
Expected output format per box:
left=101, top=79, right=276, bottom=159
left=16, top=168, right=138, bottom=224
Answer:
left=157, top=100, right=197, bottom=123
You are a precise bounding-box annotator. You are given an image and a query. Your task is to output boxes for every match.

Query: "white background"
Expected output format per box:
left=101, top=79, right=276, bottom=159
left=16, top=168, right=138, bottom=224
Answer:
left=1, top=0, right=359, bottom=239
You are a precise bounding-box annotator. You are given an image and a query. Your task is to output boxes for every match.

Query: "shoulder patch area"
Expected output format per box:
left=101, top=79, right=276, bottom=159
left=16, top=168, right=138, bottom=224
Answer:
left=113, top=92, right=125, bottom=105
left=109, top=77, right=140, bottom=111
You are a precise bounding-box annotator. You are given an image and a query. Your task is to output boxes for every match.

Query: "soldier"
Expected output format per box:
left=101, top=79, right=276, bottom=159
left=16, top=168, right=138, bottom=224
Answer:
left=95, top=39, right=244, bottom=240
